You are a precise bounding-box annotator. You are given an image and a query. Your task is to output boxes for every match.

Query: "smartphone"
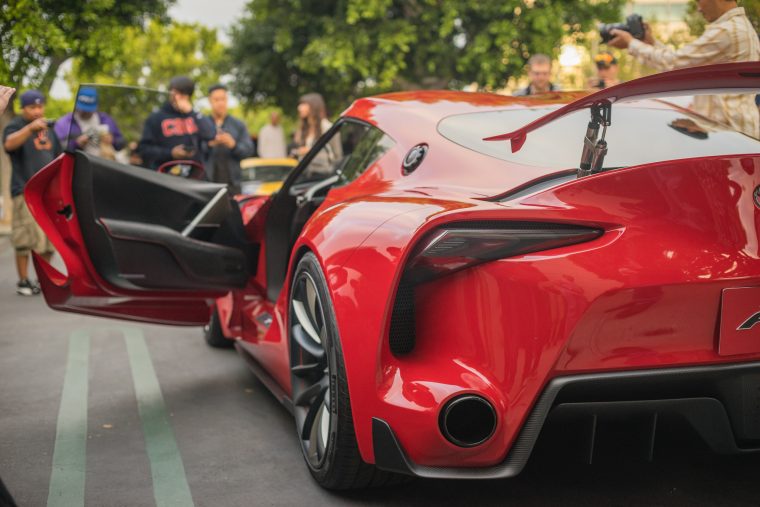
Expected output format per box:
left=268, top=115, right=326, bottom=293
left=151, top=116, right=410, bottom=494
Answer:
left=182, top=144, right=195, bottom=152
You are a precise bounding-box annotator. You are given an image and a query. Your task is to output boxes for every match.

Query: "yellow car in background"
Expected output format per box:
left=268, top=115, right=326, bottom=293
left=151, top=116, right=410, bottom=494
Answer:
left=239, top=157, right=298, bottom=196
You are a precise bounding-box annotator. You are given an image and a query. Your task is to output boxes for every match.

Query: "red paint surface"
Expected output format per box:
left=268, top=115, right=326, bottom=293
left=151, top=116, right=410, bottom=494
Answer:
left=720, top=287, right=760, bottom=356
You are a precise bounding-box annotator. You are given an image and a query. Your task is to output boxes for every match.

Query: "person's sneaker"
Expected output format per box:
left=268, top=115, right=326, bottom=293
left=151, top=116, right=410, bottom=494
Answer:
left=31, top=280, right=41, bottom=295
left=16, top=279, right=35, bottom=297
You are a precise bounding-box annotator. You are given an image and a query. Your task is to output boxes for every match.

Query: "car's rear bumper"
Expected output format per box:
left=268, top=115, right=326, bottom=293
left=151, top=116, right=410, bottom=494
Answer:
left=372, top=361, right=760, bottom=478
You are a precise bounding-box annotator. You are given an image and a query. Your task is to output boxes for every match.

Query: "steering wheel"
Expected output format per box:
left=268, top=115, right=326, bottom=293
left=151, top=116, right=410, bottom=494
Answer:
left=157, top=159, right=206, bottom=180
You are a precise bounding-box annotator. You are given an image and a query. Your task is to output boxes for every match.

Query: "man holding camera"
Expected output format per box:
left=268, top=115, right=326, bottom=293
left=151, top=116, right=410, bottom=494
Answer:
left=3, top=90, right=61, bottom=296
left=138, top=76, right=216, bottom=170
left=608, top=0, right=760, bottom=138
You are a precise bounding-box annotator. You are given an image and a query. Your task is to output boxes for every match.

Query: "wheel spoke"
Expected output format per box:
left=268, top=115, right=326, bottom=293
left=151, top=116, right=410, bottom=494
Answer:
left=306, top=279, right=318, bottom=325
left=319, top=403, right=330, bottom=451
left=307, top=411, right=323, bottom=462
left=293, top=376, right=328, bottom=407
left=292, top=298, right=321, bottom=345
left=292, top=325, right=325, bottom=359
left=291, top=362, right=322, bottom=378
left=300, top=393, right=326, bottom=440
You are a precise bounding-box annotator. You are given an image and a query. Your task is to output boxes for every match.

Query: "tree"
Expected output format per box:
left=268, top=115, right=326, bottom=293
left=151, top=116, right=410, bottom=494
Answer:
left=0, top=0, right=173, bottom=94
left=228, top=0, right=626, bottom=114
left=65, top=20, right=227, bottom=142
left=68, top=20, right=227, bottom=92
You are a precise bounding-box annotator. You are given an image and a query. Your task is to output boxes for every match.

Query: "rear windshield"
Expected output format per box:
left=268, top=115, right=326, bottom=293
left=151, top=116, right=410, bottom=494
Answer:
left=437, top=105, right=760, bottom=169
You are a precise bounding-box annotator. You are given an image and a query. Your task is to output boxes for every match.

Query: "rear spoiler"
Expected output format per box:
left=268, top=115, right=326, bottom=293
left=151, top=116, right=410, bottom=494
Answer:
left=485, top=62, right=760, bottom=153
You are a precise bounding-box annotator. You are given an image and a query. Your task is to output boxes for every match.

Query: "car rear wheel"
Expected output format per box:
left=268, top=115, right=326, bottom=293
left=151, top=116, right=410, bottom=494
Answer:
left=203, top=307, right=234, bottom=348
left=289, top=252, right=406, bottom=489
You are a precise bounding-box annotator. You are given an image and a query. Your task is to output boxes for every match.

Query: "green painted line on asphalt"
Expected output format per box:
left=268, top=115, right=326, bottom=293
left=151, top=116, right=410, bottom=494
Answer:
left=47, top=330, right=89, bottom=507
left=123, top=327, right=195, bottom=507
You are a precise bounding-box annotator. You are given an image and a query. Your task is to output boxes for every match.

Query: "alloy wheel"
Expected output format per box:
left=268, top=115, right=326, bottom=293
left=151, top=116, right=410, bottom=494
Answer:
left=290, top=270, right=333, bottom=469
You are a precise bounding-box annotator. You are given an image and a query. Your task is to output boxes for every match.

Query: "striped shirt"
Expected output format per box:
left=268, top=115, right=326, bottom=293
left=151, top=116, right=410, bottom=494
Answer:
left=629, top=7, right=760, bottom=138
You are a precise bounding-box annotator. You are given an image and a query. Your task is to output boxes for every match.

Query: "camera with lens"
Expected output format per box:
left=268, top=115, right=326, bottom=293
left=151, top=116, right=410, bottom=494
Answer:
left=599, top=14, right=645, bottom=43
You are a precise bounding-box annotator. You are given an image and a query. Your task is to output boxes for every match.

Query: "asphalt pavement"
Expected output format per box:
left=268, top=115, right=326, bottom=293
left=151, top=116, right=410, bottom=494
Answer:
left=1, top=235, right=759, bottom=506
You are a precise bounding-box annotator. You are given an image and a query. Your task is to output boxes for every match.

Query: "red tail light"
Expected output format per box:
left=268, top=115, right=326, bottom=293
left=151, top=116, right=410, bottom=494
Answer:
left=405, top=222, right=603, bottom=283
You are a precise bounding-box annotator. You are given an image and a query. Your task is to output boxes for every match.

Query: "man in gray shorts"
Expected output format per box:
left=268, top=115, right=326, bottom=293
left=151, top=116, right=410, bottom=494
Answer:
left=3, top=90, right=61, bottom=296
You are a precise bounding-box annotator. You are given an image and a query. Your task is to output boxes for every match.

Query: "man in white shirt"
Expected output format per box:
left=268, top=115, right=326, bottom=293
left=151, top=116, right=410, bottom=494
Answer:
left=257, top=111, right=287, bottom=158
left=608, top=0, right=760, bottom=138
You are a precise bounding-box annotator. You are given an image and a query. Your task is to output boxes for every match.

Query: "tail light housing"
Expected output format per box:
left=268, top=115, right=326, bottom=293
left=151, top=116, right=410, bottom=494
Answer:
left=405, top=222, right=603, bottom=284
left=389, top=221, right=603, bottom=355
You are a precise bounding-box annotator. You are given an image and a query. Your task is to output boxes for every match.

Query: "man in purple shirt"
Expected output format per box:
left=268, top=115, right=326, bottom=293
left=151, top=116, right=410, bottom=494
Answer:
left=54, top=86, right=125, bottom=158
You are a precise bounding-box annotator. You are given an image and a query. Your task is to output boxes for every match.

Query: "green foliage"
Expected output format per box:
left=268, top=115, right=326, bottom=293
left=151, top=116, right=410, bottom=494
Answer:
left=43, top=96, right=76, bottom=121
left=0, top=0, right=173, bottom=93
left=228, top=0, right=626, bottom=114
left=63, top=21, right=227, bottom=144
left=68, top=20, right=227, bottom=94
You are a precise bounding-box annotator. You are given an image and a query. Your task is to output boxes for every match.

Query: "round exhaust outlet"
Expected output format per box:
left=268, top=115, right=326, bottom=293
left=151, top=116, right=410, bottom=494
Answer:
left=439, top=394, right=497, bottom=447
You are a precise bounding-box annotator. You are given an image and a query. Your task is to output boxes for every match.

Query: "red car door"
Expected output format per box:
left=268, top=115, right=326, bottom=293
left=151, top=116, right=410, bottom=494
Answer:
left=25, top=150, right=254, bottom=325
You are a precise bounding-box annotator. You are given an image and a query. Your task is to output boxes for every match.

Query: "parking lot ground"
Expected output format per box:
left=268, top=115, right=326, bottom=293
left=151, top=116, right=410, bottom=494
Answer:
left=1, top=236, right=760, bottom=506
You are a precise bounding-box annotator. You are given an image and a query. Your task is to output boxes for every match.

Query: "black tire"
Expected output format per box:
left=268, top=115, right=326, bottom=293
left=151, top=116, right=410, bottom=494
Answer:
left=203, top=307, right=234, bottom=348
left=289, top=252, right=408, bottom=489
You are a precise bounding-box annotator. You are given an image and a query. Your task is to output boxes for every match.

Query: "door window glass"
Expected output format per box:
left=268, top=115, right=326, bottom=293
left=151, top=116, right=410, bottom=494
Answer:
left=295, top=121, right=394, bottom=184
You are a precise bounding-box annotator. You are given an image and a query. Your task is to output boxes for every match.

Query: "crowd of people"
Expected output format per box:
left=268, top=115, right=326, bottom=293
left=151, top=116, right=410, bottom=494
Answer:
left=2, top=0, right=757, bottom=297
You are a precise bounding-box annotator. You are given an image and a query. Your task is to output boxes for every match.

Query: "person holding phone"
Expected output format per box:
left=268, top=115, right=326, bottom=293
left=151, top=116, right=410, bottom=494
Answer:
left=137, top=76, right=216, bottom=170
left=204, top=84, right=254, bottom=194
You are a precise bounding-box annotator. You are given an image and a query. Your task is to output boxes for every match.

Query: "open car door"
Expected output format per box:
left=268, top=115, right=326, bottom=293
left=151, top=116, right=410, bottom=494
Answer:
left=24, top=85, right=254, bottom=325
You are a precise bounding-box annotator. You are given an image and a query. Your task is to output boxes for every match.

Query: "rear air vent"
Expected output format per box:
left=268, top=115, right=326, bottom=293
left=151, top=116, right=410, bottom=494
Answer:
left=388, top=278, right=416, bottom=355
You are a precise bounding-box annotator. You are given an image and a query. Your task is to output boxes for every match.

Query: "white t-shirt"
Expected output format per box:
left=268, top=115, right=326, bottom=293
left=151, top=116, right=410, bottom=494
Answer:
left=75, top=112, right=109, bottom=156
left=257, top=123, right=287, bottom=158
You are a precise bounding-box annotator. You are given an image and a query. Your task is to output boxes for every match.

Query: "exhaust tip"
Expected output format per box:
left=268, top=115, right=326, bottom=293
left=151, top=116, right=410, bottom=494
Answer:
left=439, top=394, right=497, bottom=447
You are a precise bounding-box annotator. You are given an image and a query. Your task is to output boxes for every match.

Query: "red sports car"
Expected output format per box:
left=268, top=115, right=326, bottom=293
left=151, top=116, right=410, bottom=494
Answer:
left=26, top=63, right=760, bottom=489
